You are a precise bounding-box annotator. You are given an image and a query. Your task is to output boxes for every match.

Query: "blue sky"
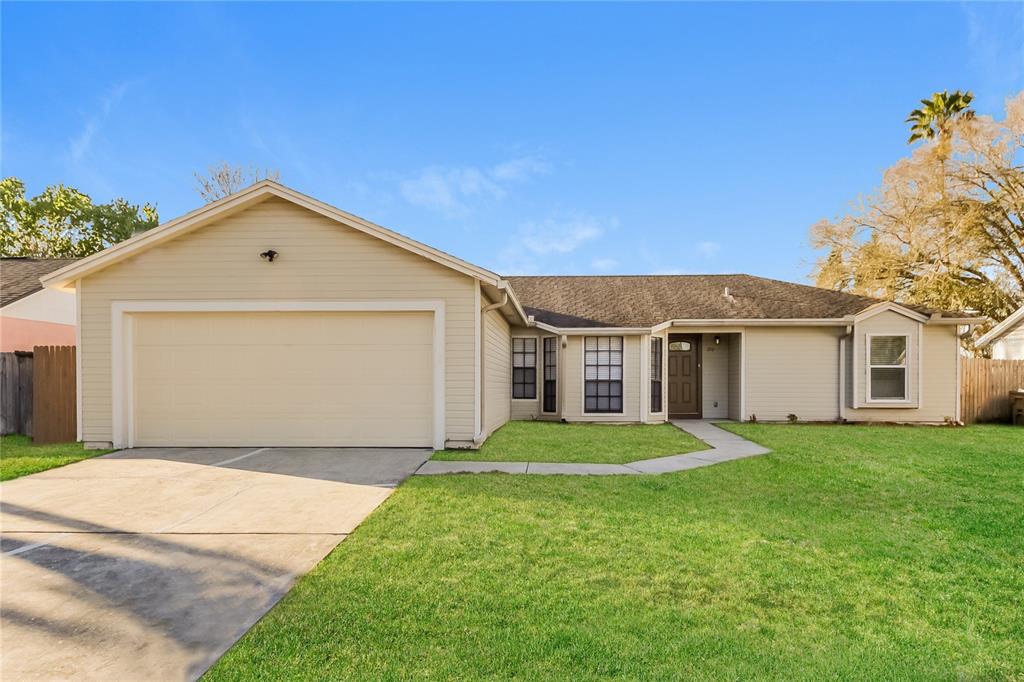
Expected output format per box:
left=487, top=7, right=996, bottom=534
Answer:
left=3, top=2, right=1022, bottom=282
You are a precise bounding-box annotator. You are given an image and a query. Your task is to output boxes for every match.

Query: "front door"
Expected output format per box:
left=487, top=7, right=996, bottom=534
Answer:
left=667, top=334, right=701, bottom=418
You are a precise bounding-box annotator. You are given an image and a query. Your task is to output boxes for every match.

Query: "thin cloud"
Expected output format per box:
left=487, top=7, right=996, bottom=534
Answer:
left=697, top=240, right=720, bottom=258
left=519, top=215, right=603, bottom=255
left=591, top=257, right=618, bottom=271
left=399, top=156, right=549, bottom=217
left=68, top=81, right=131, bottom=165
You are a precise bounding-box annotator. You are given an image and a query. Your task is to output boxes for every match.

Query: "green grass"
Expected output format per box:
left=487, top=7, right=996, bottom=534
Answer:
left=433, top=420, right=706, bottom=464
left=0, top=435, right=111, bottom=481
left=206, top=424, right=1024, bottom=681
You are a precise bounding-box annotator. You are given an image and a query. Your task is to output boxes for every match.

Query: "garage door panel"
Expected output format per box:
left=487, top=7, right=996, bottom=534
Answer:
left=131, top=311, right=434, bottom=447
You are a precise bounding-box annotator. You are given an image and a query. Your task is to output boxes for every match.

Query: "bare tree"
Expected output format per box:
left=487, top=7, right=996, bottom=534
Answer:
left=193, top=163, right=280, bottom=203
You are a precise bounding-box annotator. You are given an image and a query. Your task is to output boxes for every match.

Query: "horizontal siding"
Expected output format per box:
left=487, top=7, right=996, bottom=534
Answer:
left=848, top=323, right=958, bottom=422
left=728, top=336, right=742, bottom=420
left=744, top=327, right=842, bottom=421
left=701, top=333, right=729, bottom=419
left=483, top=308, right=511, bottom=436
left=79, top=197, right=477, bottom=444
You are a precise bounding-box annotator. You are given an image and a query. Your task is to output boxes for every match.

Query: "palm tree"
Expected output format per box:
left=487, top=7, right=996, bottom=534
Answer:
left=906, top=90, right=975, bottom=144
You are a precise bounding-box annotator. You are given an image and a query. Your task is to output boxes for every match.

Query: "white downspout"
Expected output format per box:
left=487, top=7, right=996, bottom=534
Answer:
left=839, top=325, right=852, bottom=422
left=476, top=292, right=509, bottom=443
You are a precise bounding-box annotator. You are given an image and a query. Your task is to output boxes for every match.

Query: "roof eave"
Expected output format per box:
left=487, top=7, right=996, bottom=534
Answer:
left=975, top=306, right=1024, bottom=346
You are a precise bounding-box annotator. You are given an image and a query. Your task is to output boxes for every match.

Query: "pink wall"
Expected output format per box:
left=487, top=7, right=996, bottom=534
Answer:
left=0, top=316, right=76, bottom=352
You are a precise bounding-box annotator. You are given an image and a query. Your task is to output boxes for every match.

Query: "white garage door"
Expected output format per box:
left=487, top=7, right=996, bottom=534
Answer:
left=131, top=311, right=434, bottom=447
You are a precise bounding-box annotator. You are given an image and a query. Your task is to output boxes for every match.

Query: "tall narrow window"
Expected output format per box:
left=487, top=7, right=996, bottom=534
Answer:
left=584, top=336, right=623, bottom=413
left=868, top=335, right=908, bottom=400
left=650, top=337, right=663, bottom=413
left=512, top=338, right=536, bottom=399
left=543, top=337, right=557, bottom=412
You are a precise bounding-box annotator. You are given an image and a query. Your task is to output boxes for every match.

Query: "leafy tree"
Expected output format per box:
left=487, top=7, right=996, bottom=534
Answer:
left=0, top=178, right=159, bottom=258
left=906, top=90, right=975, bottom=144
left=194, top=162, right=280, bottom=203
left=812, top=91, right=1024, bottom=344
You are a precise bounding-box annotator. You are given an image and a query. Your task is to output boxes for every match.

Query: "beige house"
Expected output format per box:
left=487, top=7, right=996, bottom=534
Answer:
left=41, top=182, right=980, bottom=450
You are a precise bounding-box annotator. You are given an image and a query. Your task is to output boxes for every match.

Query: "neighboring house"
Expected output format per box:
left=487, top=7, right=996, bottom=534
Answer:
left=1, top=258, right=79, bottom=352
left=40, top=181, right=981, bottom=450
left=975, top=306, right=1024, bottom=360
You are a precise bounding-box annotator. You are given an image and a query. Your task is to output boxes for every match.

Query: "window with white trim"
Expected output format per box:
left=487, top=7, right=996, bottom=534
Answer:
left=868, top=335, right=908, bottom=400
left=512, top=338, right=536, bottom=399
left=650, top=337, right=663, bottom=413
left=585, top=336, right=623, bottom=413
left=543, top=337, right=557, bottom=412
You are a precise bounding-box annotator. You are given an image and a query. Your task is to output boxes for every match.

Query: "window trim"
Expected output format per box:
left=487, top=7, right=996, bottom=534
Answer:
left=582, top=335, right=625, bottom=415
left=866, top=333, right=910, bottom=403
left=542, top=336, right=558, bottom=413
left=511, top=335, right=538, bottom=401
left=650, top=337, right=664, bottom=414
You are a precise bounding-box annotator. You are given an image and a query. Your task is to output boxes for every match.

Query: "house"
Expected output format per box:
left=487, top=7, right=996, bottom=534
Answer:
left=1, top=258, right=79, bottom=352
left=975, top=306, right=1024, bottom=360
left=40, top=181, right=980, bottom=450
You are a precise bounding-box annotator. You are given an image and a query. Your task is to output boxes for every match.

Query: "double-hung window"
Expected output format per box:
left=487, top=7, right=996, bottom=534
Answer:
left=868, top=335, right=908, bottom=401
left=543, top=337, right=557, bottom=412
left=512, top=338, right=537, bottom=399
left=584, top=336, right=623, bottom=413
left=650, top=337, right=663, bottom=413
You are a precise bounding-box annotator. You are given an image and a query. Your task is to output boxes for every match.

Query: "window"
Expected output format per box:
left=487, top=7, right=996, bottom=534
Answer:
left=512, top=338, right=536, bottom=399
left=585, top=336, right=623, bottom=413
left=868, top=335, right=908, bottom=400
left=668, top=340, right=691, bottom=352
left=650, top=337, right=663, bottom=413
left=543, top=337, right=557, bottom=412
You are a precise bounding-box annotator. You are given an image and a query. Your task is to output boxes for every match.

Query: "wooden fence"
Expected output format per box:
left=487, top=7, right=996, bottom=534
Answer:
left=1, top=351, right=34, bottom=436
left=0, top=346, right=77, bottom=442
left=960, top=357, right=1024, bottom=424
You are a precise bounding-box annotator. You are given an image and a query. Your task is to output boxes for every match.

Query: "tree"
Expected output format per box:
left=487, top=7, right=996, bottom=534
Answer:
left=811, top=91, right=1024, bottom=343
left=194, top=162, right=280, bottom=203
left=906, top=90, right=975, bottom=145
left=0, top=178, right=159, bottom=258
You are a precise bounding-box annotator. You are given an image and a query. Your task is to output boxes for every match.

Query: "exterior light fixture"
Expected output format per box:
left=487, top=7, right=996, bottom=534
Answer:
left=259, top=250, right=279, bottom=262
left=714, top=335, right=721, bottom=345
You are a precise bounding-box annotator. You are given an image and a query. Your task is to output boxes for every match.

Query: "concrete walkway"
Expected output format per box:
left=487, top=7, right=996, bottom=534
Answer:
left=416, top=420, right=770, bottom=476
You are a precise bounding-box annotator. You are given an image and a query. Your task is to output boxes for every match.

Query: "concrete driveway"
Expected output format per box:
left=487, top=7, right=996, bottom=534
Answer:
left=0, top=446, right=430, bottom=681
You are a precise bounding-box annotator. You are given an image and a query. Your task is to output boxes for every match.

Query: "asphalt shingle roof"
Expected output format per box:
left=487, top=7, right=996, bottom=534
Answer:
left=1, top=258, right=79, bottom=308
left=505, top=274, right=940, bottom=328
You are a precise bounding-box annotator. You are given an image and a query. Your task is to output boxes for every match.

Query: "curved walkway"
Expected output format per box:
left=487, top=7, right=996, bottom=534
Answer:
left=416, top=420, right=770, bottom=476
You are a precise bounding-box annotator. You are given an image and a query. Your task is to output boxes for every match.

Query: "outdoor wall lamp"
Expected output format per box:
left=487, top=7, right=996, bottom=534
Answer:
left=714, top=335, right=721, bottom=345
left=260, top=249, right=279, bottom=262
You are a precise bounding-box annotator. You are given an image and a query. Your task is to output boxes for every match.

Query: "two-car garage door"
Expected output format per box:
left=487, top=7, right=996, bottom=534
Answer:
left=131, top=311, right=434, bottom=447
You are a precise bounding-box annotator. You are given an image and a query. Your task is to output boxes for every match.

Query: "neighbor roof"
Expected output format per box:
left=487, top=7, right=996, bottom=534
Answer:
left=975, top=305, right=1024, bottom=347
left=1, top=258, right=80, bottom=307
left=505, top=274, right=948, bottom=327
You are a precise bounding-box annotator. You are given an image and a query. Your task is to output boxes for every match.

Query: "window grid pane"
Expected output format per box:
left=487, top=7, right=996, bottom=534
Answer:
left=584, top=336, right=623, bottom=414
left=512, top=338, right=537, bottom=399
left=650, top=338, right=663, bottom=413
left=543, top=337, right=557, bottom=412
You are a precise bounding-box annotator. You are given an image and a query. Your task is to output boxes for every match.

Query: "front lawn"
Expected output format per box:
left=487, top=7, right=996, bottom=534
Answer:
left=206, top=424, right=1023, bottom=680
left=0, top=435, right=112, bottom=481
left=433, top=420, right=705, bottom=464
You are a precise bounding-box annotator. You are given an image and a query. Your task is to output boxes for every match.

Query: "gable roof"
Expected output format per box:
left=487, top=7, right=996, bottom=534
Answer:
left=1, top=258, right=80, bottom=307
left=505, top=274, right=962, bottom=328
left=976, top=305, right=1024, bottom=347
left=41, top=180, right=506, bottom=290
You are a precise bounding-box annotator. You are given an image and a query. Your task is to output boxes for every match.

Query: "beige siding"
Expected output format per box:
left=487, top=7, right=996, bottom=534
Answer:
left=744, top=326, right=842, bottom=421
left=848, top=322, right=958, bottom=422
left=727, top=335, right=742, bottom=420
left=79, top=197, right=477, bottom=445
left=482, top=308, right=511, bottom=436
left=561, top=334, right=642, bottom=422
left=701, top=333, right=730, bottom=419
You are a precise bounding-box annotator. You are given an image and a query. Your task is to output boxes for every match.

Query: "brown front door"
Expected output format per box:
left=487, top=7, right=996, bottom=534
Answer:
left=667, top=334, right=701, bottom=418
